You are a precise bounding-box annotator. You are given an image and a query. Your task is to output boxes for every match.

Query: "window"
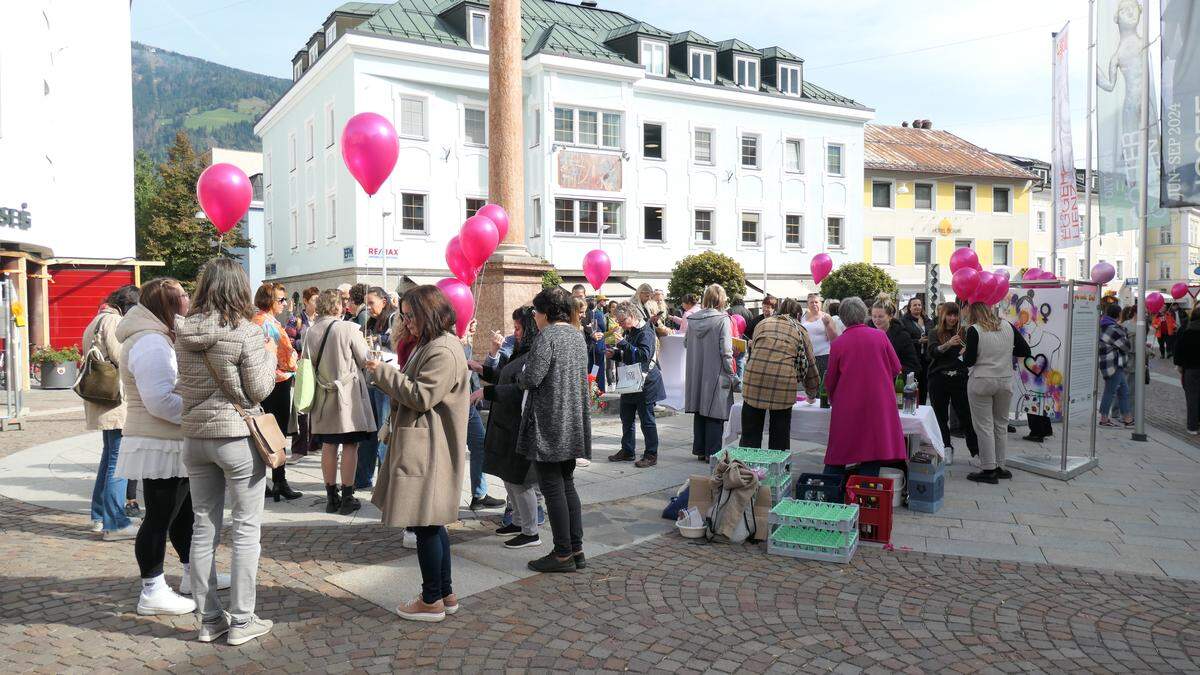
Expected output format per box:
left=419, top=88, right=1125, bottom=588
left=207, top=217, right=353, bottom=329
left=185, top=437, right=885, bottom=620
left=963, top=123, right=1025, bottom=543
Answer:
left=264, top=152, right=272, bottom=187
left=741, top=212, right=760, bottom=245
left=644, top=206, right=664, bottom=241
left=872, top=181, right=892, bottom=208
left=1036, top=256, right=1046, bottom=270
left=289, top=210, right=299, bottom=249
left=554, top=200, right=623, bottom=236
left=872, top=238, right=894, bottom=265
left=531, top=108, right=541, bottom=147
left=306, top=202, right=317, bottom=244
left=826, top=216, right=843, bottom=248
left=643, top=123, right=663, bottom=159
left=288, top=133, right=296, bottom=171
left=740, top=133, right=759, bottom=169
left=327, top=194, right=337, bottom=238
left=689, top=49, right=714, bottom=82
left=640, top=40, right=666, bottom=77
left=1037, top=210, right=1047, bottom=231
left=468, top=10, right=488, bottom=49
left=993, top=240, right=1011, bottom=266
left=955, top=239, right=973, bottom=250
left=306, top=119, right=314, bottom=160
left=915, top=239, right=934, bottom=265
left=954, top=185, right=973, bottom=211
left=694, top=128, right=713, bottom=164
left=400, top=193, right=426, bottom=233
left=400, top=97, right=426, bottom=138
left=785, top=139, right=803, bottom=173
left=602, top=112, right=621, bottom=148
left=1159, top=260, right=1173, bottom=279
left=325, top=23, right=336, bottom=45
left=785, top=214, right=803, bottom=247
left=554, top=199, right=573, bottom=233
left=579, top=110, right=598, bottom=146
left=325, top=104, right=335, bottom=147
left=529, top=197, right=541, bottom=237
left=694, top=209, right=713, bottom=243
left=553, top=107, right=621, bottom=148
left=1079, top=259, right=1087, bottom=279
left=579, top=201, right=599, bottom=234
left=464, top=106, right=487, bottom=145
left=554, top=107, right=574, bottom=143
left=265, top=215, right=274, bottom=256
left=826, top=143, right=844, bottom=176
left=1115, top=260, right=1123, bottom=278
left=293, top=61, right=303, bottom=81
left=914, top=182, right=933, bottom=210
left=735, top=57, right=759, bottom=90
left=778, top=65, right=801, bottom=96
left=992, top=187, right=1011, bottom=213
left=1161, top=226, right=1173, bottom=244
left=1057, top=258, right=1066, bottom=278
left=465, top=197, right=486, bottom=220
left=309, top=43, right=319, bottom=64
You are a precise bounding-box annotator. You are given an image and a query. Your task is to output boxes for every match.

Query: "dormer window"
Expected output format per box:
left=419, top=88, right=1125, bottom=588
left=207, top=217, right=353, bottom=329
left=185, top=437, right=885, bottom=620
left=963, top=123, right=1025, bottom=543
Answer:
left=469, top=10, right=489, bottom=49
left=688, top=48, right=714, bottom=83
left=735, top=56, right=759, bottom=90
left=308, top=43, right=319, bottom=64
left=778, top=64, right=801, bottom=96
left=640, top=39, right=667, bottom=77
left=325, top=23, right=337, bottom=46
left=293, top=61, right=303, bottom=81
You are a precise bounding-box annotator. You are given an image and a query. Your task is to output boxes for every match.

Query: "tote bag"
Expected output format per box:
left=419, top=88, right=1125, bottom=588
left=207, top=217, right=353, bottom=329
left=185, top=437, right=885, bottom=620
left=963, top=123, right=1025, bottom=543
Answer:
left=293, top=322, right=335, bottom=413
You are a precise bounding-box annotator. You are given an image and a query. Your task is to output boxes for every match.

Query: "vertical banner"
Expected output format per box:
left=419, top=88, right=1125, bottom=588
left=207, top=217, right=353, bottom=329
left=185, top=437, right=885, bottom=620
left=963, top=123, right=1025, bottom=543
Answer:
left=1096, top=0, right=1169, bottom=233
left=1053, top=25, right=1083, bottom=248
left=1161, top=0, right=1200, bottom=208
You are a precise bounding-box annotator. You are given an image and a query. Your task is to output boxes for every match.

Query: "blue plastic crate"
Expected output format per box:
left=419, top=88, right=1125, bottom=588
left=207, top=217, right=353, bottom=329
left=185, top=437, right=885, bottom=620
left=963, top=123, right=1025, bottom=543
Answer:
left=907, top=472, right=945, bottom=504
left=907, top=456, right=944, bottom=480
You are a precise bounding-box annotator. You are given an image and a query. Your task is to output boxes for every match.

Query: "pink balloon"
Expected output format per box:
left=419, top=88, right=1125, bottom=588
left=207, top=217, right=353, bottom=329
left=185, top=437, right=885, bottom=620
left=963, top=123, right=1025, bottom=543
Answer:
left=1022, top=268, right=1043, bottom=281
left=435, top=278, right=475, bottom=337
left=196, top=163, right=252, bottom=234
left=949, top=247, right=979, bottom=274
left=1146, top=292, right=1166, bottom=314
left=951, top=268, right=980, bottom=301
left=582, top=249, right=611, bottom=291
left=475, top=204, right=510, bottom=242
left=459, top=215, right=500, bottom=268
left=1170, top=282, right=1189, bottom=300
left=994, top=269, right=1010, bottom=281
left=1092, top=262, right=1117, bottom=286
left=1038, top=270, right=1057, bottom=281
left=974, top=271, right=999, bottom=305
left=730, top=313, right=746, bottom=338
left=445, top=237, right=475, bottom=286
left=341, top=112, right=399, bottom=196
left=810, top=254, right=833, bottom=285
left=990, top=276, right=1011, bottom=305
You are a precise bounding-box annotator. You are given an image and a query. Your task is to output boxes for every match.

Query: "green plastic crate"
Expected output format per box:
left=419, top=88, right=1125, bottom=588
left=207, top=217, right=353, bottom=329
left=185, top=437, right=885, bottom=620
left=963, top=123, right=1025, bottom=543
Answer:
left=761, top=473, right=793, bottom=504
left=767, top=525, right=858, bottom=564
left=709, top=447, right=794, bottom=477
left=768, top=498, right=859, bottom=532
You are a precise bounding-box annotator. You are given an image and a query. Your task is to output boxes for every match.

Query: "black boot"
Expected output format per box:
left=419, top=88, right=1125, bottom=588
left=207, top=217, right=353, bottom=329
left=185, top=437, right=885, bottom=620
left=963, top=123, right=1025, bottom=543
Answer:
left=338, top=485, right=361, bottom=515
left=325, top=484, right=342, bottom=513
left=967, top=468, right=1000, bottom=484
left=272, top=479, right=303, bottom=502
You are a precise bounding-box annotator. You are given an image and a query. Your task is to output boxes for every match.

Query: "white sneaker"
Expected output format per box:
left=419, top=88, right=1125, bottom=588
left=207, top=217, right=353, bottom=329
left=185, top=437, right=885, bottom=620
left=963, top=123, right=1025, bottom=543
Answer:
left=402, top=531, right=417, bottom=549
left=102, top=524, right=138, bottom=541
left=227, top=616, right=273, bottom=646
left=180, top=572, right=232, bottom=596
left=575, top=458, right=591, bottom=467
left=90, top=520, right=104, bottom=533
left=137, top=584, right=197, bottom=616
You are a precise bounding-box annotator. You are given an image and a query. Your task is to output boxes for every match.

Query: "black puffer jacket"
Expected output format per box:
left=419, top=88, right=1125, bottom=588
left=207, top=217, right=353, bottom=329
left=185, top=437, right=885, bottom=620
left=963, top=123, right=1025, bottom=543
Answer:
left=885, top=320, right=921, bottom=377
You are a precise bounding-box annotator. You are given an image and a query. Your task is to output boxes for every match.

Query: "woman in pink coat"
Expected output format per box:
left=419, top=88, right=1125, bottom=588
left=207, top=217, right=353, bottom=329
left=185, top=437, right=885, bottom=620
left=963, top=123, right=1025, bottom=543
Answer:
left=823, top=297, right=907, bottom=475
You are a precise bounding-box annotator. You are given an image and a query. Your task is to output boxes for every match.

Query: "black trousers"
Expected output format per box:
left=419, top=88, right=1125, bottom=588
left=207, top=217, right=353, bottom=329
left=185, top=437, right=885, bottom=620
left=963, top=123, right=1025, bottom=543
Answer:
left=928, top=371, right=979, bottom=456
left=740, top=403, right=791, bottom=450
left=916, top=360, right=929, bottom=405
left=134, top=477, right=193, bottom=578
left=1027, top=413, right=1053, bottom=439
left=126, top=479, right=138, bottom=501
left=536, top=459, right=583, bottom=557
left=262, top=379, right=292, bottom=484
left=411, top=525, right=452, bottom=604
left=692, top=414, right=724, bottom=459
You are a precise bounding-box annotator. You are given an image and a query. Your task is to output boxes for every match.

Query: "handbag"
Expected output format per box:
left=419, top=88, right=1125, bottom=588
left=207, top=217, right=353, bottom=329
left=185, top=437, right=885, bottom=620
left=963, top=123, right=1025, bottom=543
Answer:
left=293, top=322, right=335, bottom=413
left=73, top=320, right=122, bottom=405
left=201, top=351, right=287, bottom=469
left=614, top=363, right=646, bottom=394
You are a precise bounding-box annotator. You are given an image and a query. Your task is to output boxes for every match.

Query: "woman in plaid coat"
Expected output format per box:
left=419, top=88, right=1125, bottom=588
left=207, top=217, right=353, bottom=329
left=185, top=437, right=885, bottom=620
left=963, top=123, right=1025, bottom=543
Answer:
left=740, top=298, right=820, bottom=450
left=1098, top=303, right=1133, bottom=427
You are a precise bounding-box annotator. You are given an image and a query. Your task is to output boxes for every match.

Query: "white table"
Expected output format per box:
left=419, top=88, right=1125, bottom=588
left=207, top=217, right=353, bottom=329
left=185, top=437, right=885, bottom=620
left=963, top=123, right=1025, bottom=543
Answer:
left=726, top=400, right=946, bottom=459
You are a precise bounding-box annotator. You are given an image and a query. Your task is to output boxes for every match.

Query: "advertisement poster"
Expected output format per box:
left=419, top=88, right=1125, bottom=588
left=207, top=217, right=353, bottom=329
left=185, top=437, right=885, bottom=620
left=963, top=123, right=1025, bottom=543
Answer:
left=1052, top=25, right=1082, bottom=248
left=1161, top=0, right=1200, bottom=207
left=1001, top=285, right=1068, bottom=422
left=558, top=151, right=622, bottom=192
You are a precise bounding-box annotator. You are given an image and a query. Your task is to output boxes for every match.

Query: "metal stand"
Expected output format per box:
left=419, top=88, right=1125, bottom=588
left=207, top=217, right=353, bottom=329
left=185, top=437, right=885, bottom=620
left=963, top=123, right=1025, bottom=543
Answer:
left=0, top=277, right=26, bottom=431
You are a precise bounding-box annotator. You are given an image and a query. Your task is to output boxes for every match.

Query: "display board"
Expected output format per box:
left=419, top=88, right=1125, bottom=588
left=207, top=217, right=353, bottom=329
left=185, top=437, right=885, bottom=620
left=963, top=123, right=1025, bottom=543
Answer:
left=1000, top=283, right=1069, bottom=422
left=1064, top=284, right=1100, bottom=423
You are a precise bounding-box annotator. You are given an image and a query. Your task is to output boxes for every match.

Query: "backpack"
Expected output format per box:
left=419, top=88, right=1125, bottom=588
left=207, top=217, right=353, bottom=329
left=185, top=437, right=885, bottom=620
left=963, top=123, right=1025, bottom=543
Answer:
left=293, top=322, right=335, bottom=413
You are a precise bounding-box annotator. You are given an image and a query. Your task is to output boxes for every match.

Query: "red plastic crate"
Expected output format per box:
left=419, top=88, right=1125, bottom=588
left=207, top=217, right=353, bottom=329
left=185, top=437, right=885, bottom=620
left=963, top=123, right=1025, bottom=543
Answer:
left=844, top=475, right=894, bottom=545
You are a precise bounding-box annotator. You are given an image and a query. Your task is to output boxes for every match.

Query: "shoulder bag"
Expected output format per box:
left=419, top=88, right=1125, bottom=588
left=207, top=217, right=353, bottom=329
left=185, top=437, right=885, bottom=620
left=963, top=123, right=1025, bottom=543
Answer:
left=201, top=350, right=287, bottom=469
left=73, top=319, right=122, bottom=405
left=293, top=322, right=335, bottom=413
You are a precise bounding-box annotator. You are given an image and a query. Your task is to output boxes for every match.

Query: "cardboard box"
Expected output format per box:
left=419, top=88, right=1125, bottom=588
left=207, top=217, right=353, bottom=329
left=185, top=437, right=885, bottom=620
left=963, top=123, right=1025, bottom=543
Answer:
left=688, top=475, right=773, bottom=542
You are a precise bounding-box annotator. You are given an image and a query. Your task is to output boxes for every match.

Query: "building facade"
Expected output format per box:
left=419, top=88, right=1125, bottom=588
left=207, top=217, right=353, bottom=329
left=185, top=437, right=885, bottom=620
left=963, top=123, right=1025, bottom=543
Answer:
left=862, top=123, right=1037, bottom=299
left=254, top=0, right=873, bottom=301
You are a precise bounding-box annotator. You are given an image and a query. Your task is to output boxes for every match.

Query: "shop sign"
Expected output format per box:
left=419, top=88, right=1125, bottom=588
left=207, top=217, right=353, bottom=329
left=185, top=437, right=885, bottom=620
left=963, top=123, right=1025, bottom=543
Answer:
left=0, top=203, right=31, bottom=230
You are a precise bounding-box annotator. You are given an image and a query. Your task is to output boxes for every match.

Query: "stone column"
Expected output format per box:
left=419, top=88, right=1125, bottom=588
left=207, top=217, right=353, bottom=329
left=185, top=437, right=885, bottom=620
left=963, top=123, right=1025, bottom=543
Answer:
left=475, top=0, right=549, bottom=354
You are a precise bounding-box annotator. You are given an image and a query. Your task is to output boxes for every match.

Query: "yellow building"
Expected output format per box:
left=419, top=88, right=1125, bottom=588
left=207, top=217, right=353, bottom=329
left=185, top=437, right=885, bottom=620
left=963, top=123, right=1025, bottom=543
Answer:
left=862, top=123, right=1037, bottom=299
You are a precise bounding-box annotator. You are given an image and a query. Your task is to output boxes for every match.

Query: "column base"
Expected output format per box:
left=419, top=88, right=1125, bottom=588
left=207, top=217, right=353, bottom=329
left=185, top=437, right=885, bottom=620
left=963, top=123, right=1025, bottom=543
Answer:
left=473, top=251, right=551, bottom=355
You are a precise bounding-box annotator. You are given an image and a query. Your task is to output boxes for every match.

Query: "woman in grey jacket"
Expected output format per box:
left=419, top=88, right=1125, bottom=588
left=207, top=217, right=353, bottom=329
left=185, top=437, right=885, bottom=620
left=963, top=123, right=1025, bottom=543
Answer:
left=683, top=284, right=735, bottom=461
left=175, top=258, right=277, bottom=646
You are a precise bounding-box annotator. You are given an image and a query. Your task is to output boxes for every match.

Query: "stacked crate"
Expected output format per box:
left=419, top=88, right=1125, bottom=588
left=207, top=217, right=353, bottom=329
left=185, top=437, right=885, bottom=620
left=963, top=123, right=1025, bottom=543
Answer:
left=709, top=447, right=794, bottom=504
left=767, top=499, right=859, bottom=563
left=907, top=450, right=945, bottom=513
left=844, top=475, right=894, bottom=544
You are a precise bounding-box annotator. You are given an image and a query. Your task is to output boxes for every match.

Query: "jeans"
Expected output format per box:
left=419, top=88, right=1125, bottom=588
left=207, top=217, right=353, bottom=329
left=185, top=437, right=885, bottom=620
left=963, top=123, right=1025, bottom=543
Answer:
left=503, top=479, right=540, bottom=536
left=185, top=436, right=265, bottom=623
left=739, top=404, right=791, bottom=451
left=354, top=387, right=390, bottom=489
left=411, top=525, right=452, bottom=605
left=592, top=342, right=607, bottom=392
left=1184, top=368, right=1200, bottom=432
left=619, top=392, right=659, bottom=457
left=1100, top=370, right=1132, bottom=420
left=503, top=490, right=545, bottom=527
left=467, top=405, right=487, bottom=499
left=536, top=459, right=583, bottom=557
left=692, top=414, right=724, bottom=459
left=968, top=377, right=1013, bottom=471
left=928, top=370, right=979, bottom=456
left=89, top=429, right=130, bottom=531
left=135, top=477, right=193, bottom=578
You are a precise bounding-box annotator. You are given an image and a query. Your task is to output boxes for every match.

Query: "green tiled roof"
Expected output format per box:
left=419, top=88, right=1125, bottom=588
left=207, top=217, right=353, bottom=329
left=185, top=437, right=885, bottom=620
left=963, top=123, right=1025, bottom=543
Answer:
left=670, top=30, right=716, bottom=47
left=334, top=2, right=392, bottom=15
left=605, top=21, right=671, bottom=42
left=761, top=46, right=801, bottom=62
left=716, top=38, right=757, bottom=53
left=527, top=24, right=625, bottom=64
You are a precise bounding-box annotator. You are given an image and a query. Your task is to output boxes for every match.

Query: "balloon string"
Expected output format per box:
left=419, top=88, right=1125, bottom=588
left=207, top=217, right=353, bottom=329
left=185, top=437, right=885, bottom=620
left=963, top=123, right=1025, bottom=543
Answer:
left=218, top=234, right=224, bottom=257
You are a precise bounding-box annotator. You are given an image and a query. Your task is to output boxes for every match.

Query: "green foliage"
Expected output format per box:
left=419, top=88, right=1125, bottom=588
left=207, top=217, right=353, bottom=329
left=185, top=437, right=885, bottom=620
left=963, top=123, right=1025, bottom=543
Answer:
left=819, top=262, right=900, bottom=304
left=541, top=268, right=564, bottom=290
left=31, top=345, right=81, bottom=364
left=667, top=251, right=746, bottom=304
left=183, top=107, right=255, bottom=131
left=136, top=131, right=251, bottom=285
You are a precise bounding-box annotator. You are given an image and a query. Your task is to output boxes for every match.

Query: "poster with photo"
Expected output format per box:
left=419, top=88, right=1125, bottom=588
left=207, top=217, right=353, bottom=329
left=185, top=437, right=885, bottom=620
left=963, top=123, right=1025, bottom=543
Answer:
left=1000, top=284, right=1069, bottom=422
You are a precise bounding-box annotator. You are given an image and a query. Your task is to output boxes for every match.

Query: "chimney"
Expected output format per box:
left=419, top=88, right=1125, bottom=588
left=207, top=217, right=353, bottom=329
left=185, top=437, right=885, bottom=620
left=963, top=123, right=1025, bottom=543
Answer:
left=580, top=0, right=598, bottom=6
left=901, top=121, right=909, bottom=127
left=912, top=119, right=921, bottom=129
left=922, top=120, right=933, bottom=129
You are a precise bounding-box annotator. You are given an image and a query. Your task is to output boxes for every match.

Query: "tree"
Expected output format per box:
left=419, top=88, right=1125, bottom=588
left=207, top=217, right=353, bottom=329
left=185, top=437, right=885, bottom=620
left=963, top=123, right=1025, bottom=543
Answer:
left=820, top=262, right=900, bottom=304
left=136, top=131, right=250, bottom=286
left=541, top=268, right=564, bottom=290
left=668, top=251, right=746, bottom=304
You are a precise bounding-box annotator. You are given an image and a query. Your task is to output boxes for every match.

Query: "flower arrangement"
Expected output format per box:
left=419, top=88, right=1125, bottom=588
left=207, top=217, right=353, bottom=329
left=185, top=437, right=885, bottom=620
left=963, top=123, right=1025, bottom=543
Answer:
left=587, top=373, right=607, bottom=412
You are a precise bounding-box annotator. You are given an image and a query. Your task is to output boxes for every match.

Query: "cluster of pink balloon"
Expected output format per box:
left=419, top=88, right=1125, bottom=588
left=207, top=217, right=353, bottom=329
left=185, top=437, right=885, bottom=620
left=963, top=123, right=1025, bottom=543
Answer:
left=196, top=163, right=254, bottom=236
left=440, top=204, right=510, bottom=336
left=949, top=248, right=1011, bottom=306
left=1020, top=268, right=1059, bottom=282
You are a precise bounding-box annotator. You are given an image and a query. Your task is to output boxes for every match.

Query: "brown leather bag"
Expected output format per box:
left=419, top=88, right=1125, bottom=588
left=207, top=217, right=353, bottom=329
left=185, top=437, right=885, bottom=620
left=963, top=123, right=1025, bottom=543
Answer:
left=201, top=352, right=287, bottom=469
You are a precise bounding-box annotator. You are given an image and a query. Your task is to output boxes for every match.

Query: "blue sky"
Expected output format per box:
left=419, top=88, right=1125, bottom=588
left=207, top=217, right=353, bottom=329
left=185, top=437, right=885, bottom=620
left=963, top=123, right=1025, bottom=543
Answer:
left=131, top=0, right=1093, bottom=161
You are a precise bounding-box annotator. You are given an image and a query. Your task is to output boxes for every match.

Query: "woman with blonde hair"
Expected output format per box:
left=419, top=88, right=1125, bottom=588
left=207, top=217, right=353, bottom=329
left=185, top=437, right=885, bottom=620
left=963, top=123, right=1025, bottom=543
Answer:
left=962, top=302, right=1031, bottom=484
left=926, top=302, right=978, bottom=458
left=683, top=284, right=736, bottom=461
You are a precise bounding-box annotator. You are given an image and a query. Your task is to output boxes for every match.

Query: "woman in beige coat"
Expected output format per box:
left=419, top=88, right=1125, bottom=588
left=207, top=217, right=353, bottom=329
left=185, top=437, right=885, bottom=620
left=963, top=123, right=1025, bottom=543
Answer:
left=303, top=289, right=375, bottom=515
left=367, top=285, right=469, bottom=623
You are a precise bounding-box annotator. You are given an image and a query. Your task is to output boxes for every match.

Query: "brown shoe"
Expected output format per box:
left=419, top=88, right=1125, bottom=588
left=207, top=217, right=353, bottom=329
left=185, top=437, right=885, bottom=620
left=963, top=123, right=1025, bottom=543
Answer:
left=396, top=596, right=446, bottom=622
left=634, top=455, right=657, bottom=468
left=442, top=593, right=459, bottom=615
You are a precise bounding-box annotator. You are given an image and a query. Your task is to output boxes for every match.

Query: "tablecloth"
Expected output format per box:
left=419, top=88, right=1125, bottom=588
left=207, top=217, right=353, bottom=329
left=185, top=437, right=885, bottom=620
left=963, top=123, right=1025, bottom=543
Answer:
left=726, top=400, right=945, bottom=458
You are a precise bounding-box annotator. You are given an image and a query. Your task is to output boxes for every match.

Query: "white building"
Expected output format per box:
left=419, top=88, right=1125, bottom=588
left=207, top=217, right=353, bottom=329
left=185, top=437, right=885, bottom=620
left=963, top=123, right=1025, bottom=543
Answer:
left=254, top=1, right=872, bottom=300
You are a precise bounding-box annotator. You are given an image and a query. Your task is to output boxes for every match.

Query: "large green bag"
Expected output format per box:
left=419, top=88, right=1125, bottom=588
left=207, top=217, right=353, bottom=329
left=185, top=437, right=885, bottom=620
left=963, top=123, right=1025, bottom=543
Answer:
left=293, top=323, right=334, bottom=414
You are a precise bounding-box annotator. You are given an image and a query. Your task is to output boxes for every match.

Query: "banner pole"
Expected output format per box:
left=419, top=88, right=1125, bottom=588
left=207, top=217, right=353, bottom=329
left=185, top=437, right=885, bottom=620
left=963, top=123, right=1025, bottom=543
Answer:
left=1084, top=0, right=1096, bottom=270
left=1050, top=31, right=1059, bottom=272
left=1132, top=1, right=1150, bottom=443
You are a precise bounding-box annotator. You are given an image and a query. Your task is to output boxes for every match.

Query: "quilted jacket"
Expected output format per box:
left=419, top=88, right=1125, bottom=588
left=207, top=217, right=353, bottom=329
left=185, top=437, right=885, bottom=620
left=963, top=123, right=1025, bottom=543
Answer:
left=174, top=311, right=277, bottom=439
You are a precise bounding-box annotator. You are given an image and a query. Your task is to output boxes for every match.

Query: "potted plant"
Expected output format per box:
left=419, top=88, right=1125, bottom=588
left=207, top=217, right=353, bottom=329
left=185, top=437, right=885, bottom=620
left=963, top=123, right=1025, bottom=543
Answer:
left=31, top=345, right=81, bottom=390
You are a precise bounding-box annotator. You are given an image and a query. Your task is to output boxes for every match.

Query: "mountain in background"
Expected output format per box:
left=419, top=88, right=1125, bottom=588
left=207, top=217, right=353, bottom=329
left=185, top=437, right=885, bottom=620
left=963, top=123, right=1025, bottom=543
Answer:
left=132, top=42, right=289, bottom=162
